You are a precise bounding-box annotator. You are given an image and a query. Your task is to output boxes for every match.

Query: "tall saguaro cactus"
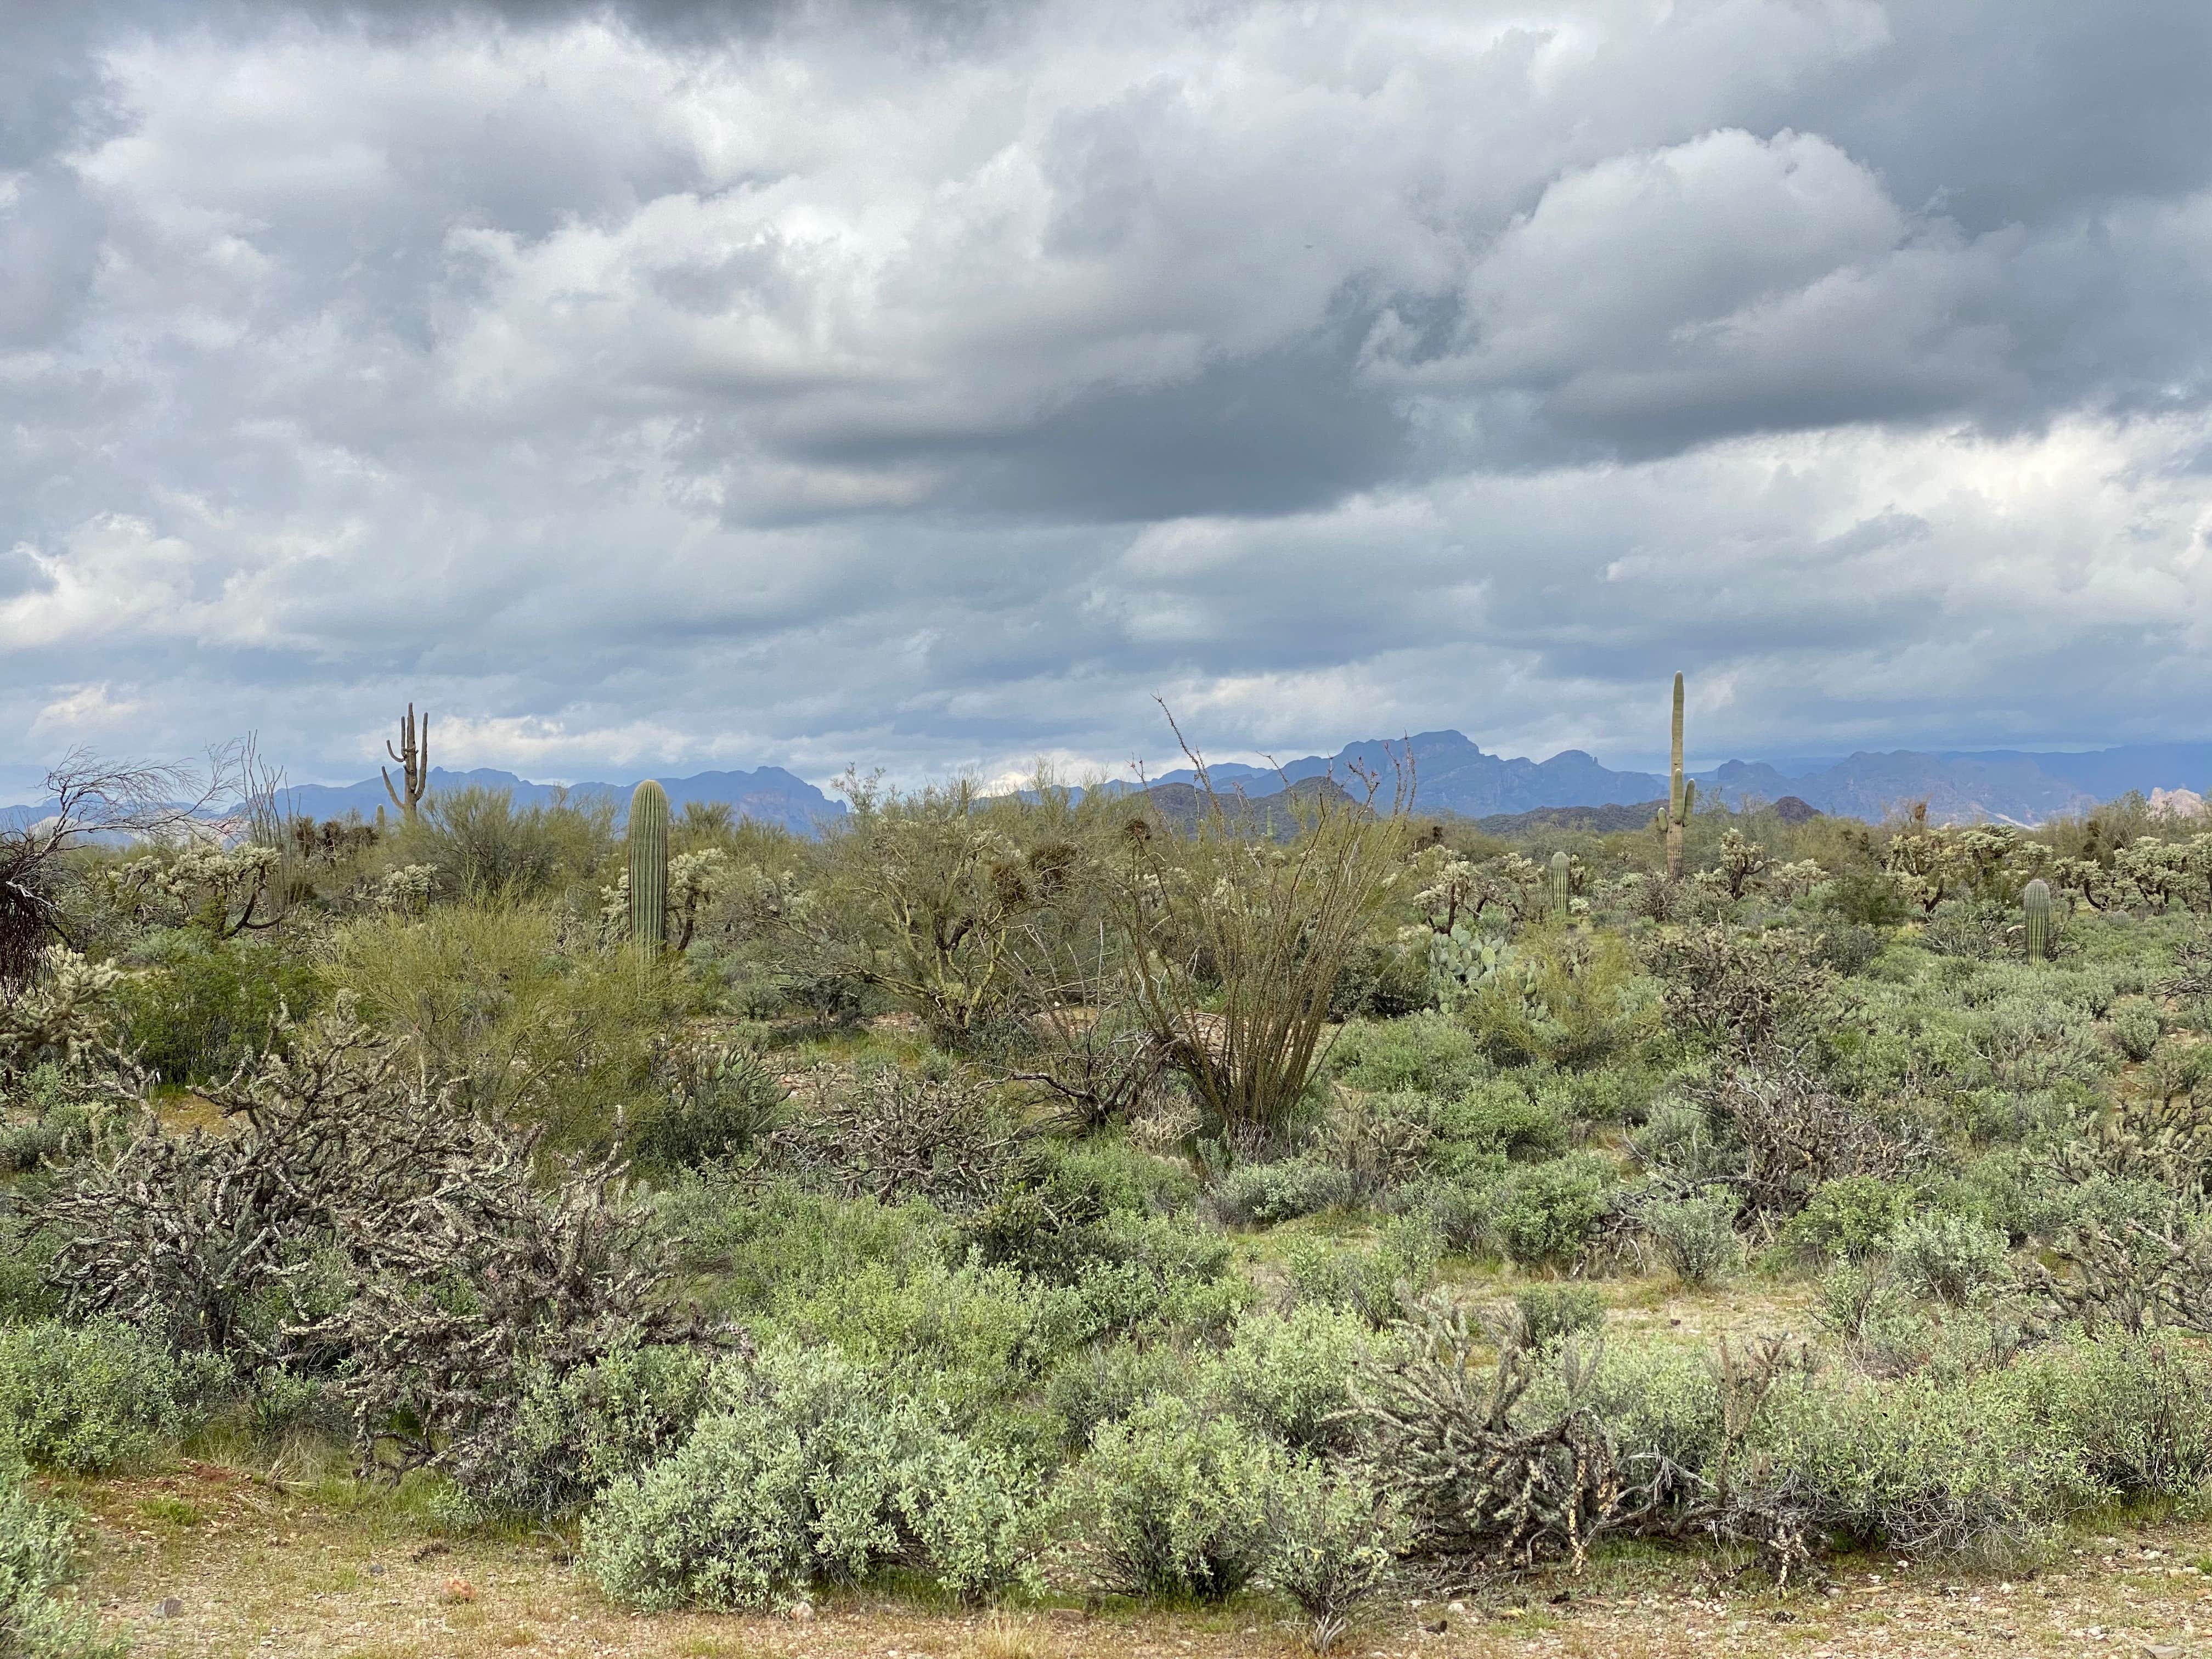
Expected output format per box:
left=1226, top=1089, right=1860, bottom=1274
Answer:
left=628, top=780, right=670, bottom=951
left=2023, top=877, right=2052, bottom=964
left=1665, top=672, right=1696, bottom=881
left=382, top=703, right=430, bottom=821
left=1551, top=850, right=1571, bottom=918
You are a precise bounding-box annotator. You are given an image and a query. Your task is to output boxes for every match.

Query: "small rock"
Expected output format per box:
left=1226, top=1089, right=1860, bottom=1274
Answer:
left=1446, top=1601, right=1467, bottom=1615
left=156, top=1598, right=184, bottom=1619
left=368, top=1565, right=385, bottom=1578
left=787, top=1601, right=814, bottom=1621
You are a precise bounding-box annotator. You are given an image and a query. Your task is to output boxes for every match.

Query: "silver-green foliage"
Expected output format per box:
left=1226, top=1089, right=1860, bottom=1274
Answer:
left=0, top=1451, right=122, bottom=1658
left=0, top=1319, right=198, bottom=1475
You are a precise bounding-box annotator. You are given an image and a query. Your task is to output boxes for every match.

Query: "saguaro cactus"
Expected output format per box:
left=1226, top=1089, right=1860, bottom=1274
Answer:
left=1665, top=672, right=1696, bottom=881
left=382, top=703, right=430, bottom=821
left=2023, top=877, right=2051, bottom=963
left=1551, top=850, right=1571, bottom=918
left=628, top=780, right=669, bottom=950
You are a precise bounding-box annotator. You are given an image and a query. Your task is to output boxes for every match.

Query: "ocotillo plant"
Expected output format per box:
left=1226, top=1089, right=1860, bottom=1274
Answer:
left=382, top=703, right=430, bottom=821
left=1551, top=850, right=1571, bottom=918
left=629, top=781, right=670, bottom=950
left=2023, top=877, right=2051, bottom=964
left=1665, top=672, right=1696, bottom=881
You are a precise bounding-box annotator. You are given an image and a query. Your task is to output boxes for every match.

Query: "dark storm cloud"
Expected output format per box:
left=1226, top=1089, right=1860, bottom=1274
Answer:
left=4, top=0, right=2212, bottom=795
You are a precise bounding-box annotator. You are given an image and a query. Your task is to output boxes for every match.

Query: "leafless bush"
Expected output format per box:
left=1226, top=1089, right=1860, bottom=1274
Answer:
left=759, top=1064, right=1034, bottom=1211
left=1643, top=926, right=1832, bottom=1059
left=1674, top=1055, right=1931, bottom=1224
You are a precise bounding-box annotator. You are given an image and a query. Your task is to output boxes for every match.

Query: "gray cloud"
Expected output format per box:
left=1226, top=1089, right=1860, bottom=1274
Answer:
left=3, top=0, right=2211, bottom=796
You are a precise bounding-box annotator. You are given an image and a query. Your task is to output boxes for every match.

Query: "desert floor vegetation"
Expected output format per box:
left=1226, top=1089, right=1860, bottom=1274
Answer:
left=7, top=751, right=2212, bottom=1655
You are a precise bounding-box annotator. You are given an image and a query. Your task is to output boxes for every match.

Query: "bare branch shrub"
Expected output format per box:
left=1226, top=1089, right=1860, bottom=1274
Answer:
left=757, top=1064, right=1034, bottom=1211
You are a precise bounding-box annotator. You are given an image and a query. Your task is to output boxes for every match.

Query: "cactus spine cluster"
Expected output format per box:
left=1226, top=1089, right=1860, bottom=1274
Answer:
left=1551, top=850, right=1571, bottom=918
left=1665, top=672, right=1696, bottom=881
left=628, top=780, right=670, bottom=950
left=381, top=703, right=430, bottom=821
left=2023, top=877, right=2051, bottom=963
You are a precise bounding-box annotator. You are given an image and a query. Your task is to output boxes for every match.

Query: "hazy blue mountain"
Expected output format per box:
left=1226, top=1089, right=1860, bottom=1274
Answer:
left=272, top=765, right=844, bottom=835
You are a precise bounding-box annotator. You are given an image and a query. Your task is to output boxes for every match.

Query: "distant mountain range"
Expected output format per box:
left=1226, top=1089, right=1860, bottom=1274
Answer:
left=7, top=735, right=2210, bottom=837
left=1131, top=732, right=2212, bottom=827
left=0, top=765, right=844, bottom=839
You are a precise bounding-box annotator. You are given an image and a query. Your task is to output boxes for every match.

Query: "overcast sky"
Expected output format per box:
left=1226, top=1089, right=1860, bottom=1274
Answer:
left=4, top=0, right=2210, bottom=792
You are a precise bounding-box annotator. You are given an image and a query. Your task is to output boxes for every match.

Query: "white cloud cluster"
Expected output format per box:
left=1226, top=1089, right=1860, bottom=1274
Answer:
left=2, top=0, right=2209, bottom=792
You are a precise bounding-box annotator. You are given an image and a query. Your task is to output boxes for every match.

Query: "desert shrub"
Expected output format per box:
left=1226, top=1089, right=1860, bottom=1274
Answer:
left=324, top=900, right=677, bottom=1146
left=1323, top=1014, right=1488, bottom=1099
left=1206, top=1158, right=1352, bottom=1226
left=1458, top=924, right=1654, bottom=1069
left=627, top=1043, right=786, bottom=1172
left=390, top=785, right=610, bottom=900
left=0, top=1451, right=119, bottom=1659
left=111, top=931, right=326, bottom=1085
left=1447, top=1077, right=1570, bottom=1162
left=1490, top=1154, right=1618, bottom=1268
left=0, top=1066, right=94, bottom=1177
left=1059, top=1393, right=1279, bottom=1598
left=1644, top=925, right=1831, bottom=1059
left=0, top=1319, right=199, bottom=1474
left=1044, top=1339, right=1197, bottom=1452
left=1809, top=922, right=1884, bottom=976
left=897, top=1430, right=1050, bottom=1602
left=1509, top=1283, right=1606, bottom=1349
left=1392, top=1164, right=1503, bottom=1254
left=1211, top=1305, right=1378, bottom=1451
left=449, top=1342, right=716, bottom=1523
left=1283, top=1214, right=1443, bottom=1328
left=2106, top=996, right=2165, bottom=1062
left=1260, top=1458, right=1403, bottom=1655
left=1642, top=1187, right=1745, bottom=1288
left=1319, top=1088, right=1453, bottom=1198
left=1814, top=1262, right=1936, bottom=1375
left=1327, top=936, right=1435, bottom=1022
left=1778, top=1176, right=1907, bottom=1263
left=761, top=1063, right=1033, bottom=1212
left=1889, top=1214, right=2010, bottom=1305
left=583, top=1343, right=911, bottom=1609
left=1919, top=899, right=2018, bottom=961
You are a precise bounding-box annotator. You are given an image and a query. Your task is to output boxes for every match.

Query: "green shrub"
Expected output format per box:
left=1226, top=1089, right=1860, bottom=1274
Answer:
left=1446, top=1078, right=1570, bottom=1162
left=1509, top=1283, right=1605, bottom=1349
left=1889, top=1214, right=2010, bottom=1306
left=1283, top=1214, right=1443, bottom=1328
left=1211, top=1306, right=1378, bottom=1451
left=452, top=1342, right=715, bottom=1522
left=0, top=1321, right=199, bottom=1474
left=0, top=1451, right=120, bottom=1658
left=1393, top=1165, right=1502, bottom=1254
left=898, top=1430, right=1049, bottom=1602
left=2106, top=997, right=2164, bottom=1063
left=1323, top=1014, right=1488, bottom=1099
left=627, top=1045, right=786, bottom=1172
left=1045, top=1339, right=1196, bottom=1452
left=112, top=932, right=326, bottom=1085
left=582, top=1343, right=911, bottom=1609
left=1491, top=1154, right=1618, bottom=1268
left=1814, top=1262, right=1934, bottom=1375
left=1207, top=1159, right=1353, bottom=1227
left=1059, top=1394, right=1279, bottom=1598
left=1779, top=1176, right=1907, bottom=1263
left=1641, top=1187, right=1743, bottom=1288
left=1260, top=1457, right=1403, bottom=1654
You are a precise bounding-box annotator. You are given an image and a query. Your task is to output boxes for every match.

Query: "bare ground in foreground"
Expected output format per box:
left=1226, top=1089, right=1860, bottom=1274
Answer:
left=53, top=1457, right=2212, bottom=1659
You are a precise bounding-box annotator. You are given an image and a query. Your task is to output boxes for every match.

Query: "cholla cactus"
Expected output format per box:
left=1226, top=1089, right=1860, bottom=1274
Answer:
left=628, top=781, right=670, bottom=950
left=2023, top=877, right=2052, bottom=963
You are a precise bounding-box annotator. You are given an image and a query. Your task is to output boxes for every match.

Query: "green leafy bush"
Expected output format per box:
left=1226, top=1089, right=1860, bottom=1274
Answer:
left=2106, top=997, right=2165, bottom=1063
left=0, top=1320, right=199, bottom=1474
left=1446, top=1078, right=1570, bottom=1162
left=1491, top=1154, right=1618, bottom=1268
left=1260, top=1457, right=1403, bottom=1654
left=1889, top=1214, right=2010, bottom=1305
left=1509, top=1283, right=1606, bottom=1349
left=1642, top=1187, right=1745, bottom=1288
left=1211, top=1305, right=1378, bottom=1451
left=583, top=1343, right=912, bottom=1609
left=1283, top=1214, right=1443, bottom=1328
left=1780, top=1176, right=1907, bottom=1263
left=1323, top=1014, right=1488, bottom=1099
left=1207, top=1159, right=1353, bottom=1226
left=1059, top=1394, right=1279, bottom=1598
left=627, top=1045, right=786, bottom=1173
left=112, top=932, right=326, bottom=1085
left=0, top=1451, right=120, bottom=1658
